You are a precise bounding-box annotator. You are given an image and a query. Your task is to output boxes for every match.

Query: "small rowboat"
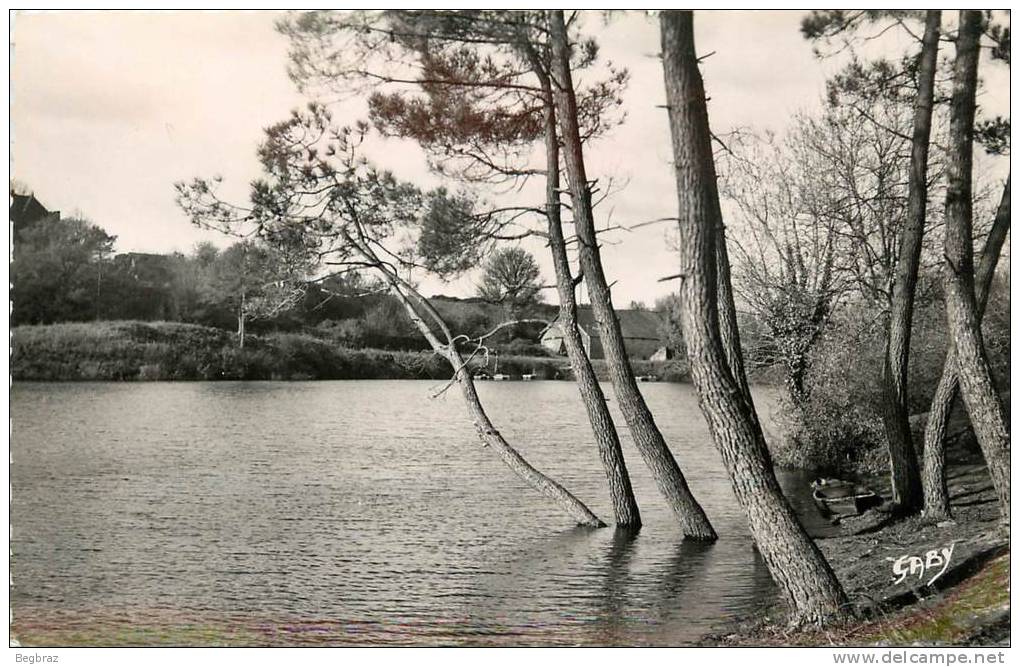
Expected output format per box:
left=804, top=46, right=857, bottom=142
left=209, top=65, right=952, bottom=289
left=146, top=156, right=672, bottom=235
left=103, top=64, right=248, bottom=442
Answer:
left=811, top=478, right=882, bottom=517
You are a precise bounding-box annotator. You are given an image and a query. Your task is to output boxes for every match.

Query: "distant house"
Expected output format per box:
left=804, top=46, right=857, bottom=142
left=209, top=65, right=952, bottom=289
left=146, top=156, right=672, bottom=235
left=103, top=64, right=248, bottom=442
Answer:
left=10, top=192, right=59, bottom=232
left=540, top=307, right=673, bottom=360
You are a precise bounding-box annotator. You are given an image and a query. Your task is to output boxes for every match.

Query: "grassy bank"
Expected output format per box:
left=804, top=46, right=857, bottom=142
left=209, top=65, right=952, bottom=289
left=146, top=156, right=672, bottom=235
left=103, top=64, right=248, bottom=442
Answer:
left=11, top=321, right=692, bottom=382
left=12, top=321, right=451, bottom=381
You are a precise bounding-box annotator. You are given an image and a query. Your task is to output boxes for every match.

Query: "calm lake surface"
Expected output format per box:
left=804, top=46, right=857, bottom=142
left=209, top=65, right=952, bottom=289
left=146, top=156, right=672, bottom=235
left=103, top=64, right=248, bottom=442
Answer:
left=11, top=380, right=830, bottom=646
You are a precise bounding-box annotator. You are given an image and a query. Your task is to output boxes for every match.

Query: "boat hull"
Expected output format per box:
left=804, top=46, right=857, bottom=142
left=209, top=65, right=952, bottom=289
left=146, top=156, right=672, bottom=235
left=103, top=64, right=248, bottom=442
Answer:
left=812, top=490, right=882, bottom=517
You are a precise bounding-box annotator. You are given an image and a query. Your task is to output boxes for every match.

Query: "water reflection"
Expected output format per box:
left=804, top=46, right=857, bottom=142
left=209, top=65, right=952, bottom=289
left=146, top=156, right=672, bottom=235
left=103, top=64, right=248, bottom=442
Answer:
left=12, top=380, right=821, bottom=646
left=657, top=538, right=716, bottom=603
left=594, top=527, right=640, bottom=644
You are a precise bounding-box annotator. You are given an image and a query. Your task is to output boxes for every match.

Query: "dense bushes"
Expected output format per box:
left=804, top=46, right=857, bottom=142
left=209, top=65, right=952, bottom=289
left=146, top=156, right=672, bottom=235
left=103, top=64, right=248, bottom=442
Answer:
left=13, top=321, right=231, bottom=381
left=492, top=338, right=553, bottom=358
left=765, top=280, right=1010, bottom=474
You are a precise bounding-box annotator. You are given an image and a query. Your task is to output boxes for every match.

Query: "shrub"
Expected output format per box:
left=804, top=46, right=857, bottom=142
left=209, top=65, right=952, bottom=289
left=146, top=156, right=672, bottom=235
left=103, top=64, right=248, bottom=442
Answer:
left=767, top=283, right=1010, bottom=474
left=493, top=338, right=552, bottom=358
left=137, top=364, right=166, bottom=381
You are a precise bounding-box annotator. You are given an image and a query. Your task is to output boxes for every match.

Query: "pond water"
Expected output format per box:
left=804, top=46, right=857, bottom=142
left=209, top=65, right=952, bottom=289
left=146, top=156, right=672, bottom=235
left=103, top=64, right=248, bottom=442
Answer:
left=11, top=380, right=830, bottom=646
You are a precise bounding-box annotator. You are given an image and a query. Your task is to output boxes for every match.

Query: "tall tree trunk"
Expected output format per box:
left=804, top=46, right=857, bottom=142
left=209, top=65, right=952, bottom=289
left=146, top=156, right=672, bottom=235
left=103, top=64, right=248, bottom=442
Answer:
left=661, top=10, right=848, bottom=623
left=708, top=134, right=761, bottom=427
left=95, top=252, right=104, bottom=321
left=881, top=10, right=941, bottom=513
left=238, top=289, right=246, bottom=349
left=922, top=176, right=1009, bottom=521
left=538, top=71, right=641, bottom=527
left=348, top=237, right=605, bottom=528
left=715, top=222, right=757, bottom=417
left=940, top=9, right=1010, bottom=524
left=548, top=9, right=716, bottom=540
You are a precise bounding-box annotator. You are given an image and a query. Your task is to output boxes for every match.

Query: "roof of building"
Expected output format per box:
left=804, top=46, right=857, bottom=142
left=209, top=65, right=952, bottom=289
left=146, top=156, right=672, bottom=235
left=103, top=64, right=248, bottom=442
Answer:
left=9, top=192, right=55, bottom=226
left=542, top=307, right=664, bottom=341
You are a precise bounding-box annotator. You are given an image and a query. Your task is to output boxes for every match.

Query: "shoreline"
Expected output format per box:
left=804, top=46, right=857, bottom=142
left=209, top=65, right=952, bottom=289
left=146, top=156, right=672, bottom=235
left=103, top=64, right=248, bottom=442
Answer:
left=703, top=461, right=1008, bottom=647
left=11, top=320, right=695, bottom=383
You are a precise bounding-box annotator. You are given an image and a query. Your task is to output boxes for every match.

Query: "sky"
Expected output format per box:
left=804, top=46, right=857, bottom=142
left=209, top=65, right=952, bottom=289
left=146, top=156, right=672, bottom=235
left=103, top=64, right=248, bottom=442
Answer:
left=10, top=10, right=1009, bottom=307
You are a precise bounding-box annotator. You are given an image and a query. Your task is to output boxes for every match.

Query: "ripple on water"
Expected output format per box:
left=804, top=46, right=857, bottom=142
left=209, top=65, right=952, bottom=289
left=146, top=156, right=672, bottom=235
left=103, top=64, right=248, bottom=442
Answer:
left=9, top=380, right=830, bottom=646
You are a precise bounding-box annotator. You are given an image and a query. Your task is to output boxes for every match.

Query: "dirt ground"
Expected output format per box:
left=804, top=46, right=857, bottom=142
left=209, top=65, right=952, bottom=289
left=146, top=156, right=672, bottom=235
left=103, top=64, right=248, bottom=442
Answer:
left=707, top=455, right=1009, bottom=647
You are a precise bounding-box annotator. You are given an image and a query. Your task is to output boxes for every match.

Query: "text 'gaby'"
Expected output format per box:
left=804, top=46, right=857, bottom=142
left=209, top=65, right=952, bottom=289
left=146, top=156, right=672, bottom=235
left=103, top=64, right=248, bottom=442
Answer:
left=888, top=543, right=956, bottom=587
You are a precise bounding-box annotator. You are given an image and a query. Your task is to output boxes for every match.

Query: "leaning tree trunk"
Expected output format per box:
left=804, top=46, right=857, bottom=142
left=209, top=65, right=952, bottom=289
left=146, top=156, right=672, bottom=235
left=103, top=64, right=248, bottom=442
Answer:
left=661, top=10, right=849, bottom=623
left=538, top=72, right=641, bottom=527
left=940, top=9, right=1010, bottom=524
left=711, top=153, right=757, bottom=421
left=923, top=176, right=1009, bottom=521
left=548, top=9, right=716, bottom=540
left=346, top=236, right=605, bottom=528
left=448, top=357, right=605, bottom=528
left=881, top=10, right=941, bottom=514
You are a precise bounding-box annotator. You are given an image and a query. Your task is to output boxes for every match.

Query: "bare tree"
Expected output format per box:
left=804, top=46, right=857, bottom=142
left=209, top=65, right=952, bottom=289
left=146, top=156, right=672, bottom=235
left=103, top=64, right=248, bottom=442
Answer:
left=720, top=125, right=847, bottom=404
left=660, top=10, right=848, bottom=624
left=722, top=92, right=952, bottom=406
left=176, top=107, right=605, bottom=528
left=207, top=240, right=305, bottom=348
